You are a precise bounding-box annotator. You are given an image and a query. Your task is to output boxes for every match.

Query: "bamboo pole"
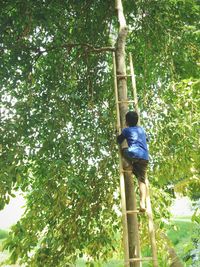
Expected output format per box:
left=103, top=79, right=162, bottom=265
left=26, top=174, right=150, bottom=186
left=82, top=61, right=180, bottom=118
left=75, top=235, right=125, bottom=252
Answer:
left=114, top=50, right=140, bottom=267
left=113, top=52, right=130, bottom=266
left=129, top=52, right=143, bottom=267
left=146, top=179, right=158, bottom=267
left=129, top=52, right=158, bottom=266
left=129, top=53, right=140, bottom=123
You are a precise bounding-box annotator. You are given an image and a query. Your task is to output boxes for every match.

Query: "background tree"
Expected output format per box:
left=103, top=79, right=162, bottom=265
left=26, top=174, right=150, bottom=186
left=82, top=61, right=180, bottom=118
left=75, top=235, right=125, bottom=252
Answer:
left=1, top=0, right=199, bottom=266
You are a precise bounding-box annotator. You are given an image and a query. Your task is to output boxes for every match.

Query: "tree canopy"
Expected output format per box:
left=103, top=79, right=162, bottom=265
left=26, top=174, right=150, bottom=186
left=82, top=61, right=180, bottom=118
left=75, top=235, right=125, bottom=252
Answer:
left=1, top=0, right=199, bottom=266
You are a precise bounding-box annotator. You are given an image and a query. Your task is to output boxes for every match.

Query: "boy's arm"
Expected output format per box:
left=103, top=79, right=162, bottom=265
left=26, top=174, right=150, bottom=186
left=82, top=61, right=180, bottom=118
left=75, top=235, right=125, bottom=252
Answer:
left=117, top=133, right=125, bottom=144
left=145, top=133, right=149, bottom=142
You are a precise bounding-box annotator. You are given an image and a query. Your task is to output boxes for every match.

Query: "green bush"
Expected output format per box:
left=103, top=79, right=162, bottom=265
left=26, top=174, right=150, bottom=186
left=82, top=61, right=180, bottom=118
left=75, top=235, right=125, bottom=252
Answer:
left=0, top=229, right=8, bottom=240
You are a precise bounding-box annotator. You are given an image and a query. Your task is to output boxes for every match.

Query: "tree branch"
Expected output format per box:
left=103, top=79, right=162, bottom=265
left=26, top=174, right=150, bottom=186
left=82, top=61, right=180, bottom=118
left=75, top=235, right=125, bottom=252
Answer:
left=34, top=43, right=115, bottom=55
left=65, top=43, right=115, bottom=53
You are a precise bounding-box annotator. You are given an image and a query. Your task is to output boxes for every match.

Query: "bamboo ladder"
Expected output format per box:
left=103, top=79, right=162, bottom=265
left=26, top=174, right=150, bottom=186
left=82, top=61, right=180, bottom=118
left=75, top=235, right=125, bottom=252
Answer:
left=113, top=52, right=158, bottom=267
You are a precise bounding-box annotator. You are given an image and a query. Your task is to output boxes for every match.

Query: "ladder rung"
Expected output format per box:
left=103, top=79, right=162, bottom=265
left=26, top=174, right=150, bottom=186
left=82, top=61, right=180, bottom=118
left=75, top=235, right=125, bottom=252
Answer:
left=121, top=169, right=132, bottom=173
left=117, top=74, right=132, bottom=77
left=126, top=210, right=146, bottom=214
left=126, top=210, right=140, bottom=214
left=127, top=257, right=153, bottom=262
left=117, top=100, right=135, bottom=103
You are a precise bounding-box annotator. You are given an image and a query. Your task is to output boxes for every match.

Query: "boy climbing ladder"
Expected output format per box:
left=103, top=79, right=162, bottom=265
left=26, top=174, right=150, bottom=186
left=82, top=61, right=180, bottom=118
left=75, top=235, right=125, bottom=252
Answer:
left=113, top=52, right=158, bottom=266
left=117, top=111, right=149, bottom=212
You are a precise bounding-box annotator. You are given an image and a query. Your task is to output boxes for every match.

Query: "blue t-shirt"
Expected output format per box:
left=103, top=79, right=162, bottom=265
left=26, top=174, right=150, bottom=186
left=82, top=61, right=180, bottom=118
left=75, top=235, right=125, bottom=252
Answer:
left=122, top=126, right=149, bottom=160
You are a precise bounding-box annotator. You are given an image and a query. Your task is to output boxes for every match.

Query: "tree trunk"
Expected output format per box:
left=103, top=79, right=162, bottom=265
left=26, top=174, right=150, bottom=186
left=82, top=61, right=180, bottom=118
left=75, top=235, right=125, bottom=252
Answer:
left=115, top=1, right=140, bottom=266
left=161, top=233, right=184, bottom=267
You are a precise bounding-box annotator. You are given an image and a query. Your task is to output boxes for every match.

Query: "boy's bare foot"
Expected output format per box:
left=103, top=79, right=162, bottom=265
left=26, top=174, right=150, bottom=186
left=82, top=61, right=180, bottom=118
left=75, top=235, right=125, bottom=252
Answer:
left=139, top=207, right=146, bottom=212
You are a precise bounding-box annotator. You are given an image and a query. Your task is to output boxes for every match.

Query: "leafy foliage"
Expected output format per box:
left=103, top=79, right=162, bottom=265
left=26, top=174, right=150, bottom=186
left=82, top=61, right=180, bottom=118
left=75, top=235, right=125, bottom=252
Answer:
left=0, top=229, right=8, bottom=240
left=0, top=0, right=199, bottom=266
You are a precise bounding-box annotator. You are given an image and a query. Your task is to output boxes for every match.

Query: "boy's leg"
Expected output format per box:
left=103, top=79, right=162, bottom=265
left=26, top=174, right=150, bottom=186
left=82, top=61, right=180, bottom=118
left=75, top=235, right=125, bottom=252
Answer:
left=121, top=152, right=148, bottom=211
left=121, top=148, right=133, bottom=169
left=139, top=180, right=146, bottom=212
left=121, top=148, right=131, bottom=161
left=132, top=159, right=148, bottom=212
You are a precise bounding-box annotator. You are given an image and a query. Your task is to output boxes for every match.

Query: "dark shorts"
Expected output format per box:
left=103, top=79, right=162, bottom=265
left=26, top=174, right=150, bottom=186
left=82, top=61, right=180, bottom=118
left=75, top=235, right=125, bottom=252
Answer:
left=122, top=148, right=148, bottom=184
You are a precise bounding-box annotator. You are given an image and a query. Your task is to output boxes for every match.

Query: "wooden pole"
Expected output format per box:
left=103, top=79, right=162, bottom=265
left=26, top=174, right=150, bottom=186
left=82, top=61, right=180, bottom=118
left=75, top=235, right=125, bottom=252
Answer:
left=146, top=180, right=158, bottom=267
left=115, top=1, right=140, bottom=266
left=129, top=53, right=158, bottom=267
left=129, top=53, right=139, bottom=116
left=113, top=52, right=130, bottom=266
left=113, top=53, right=121, bottom=133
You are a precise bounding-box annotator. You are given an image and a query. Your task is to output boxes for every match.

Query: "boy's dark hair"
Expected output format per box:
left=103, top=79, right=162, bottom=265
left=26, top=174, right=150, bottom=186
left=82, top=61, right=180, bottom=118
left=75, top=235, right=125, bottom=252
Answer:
left=126, top=111, right=138, bottom=126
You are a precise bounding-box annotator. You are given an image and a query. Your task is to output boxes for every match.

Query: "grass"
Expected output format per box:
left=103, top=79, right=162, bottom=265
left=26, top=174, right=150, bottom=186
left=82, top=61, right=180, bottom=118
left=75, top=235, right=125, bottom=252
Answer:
left=167, top=219, right=193, bottom=246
